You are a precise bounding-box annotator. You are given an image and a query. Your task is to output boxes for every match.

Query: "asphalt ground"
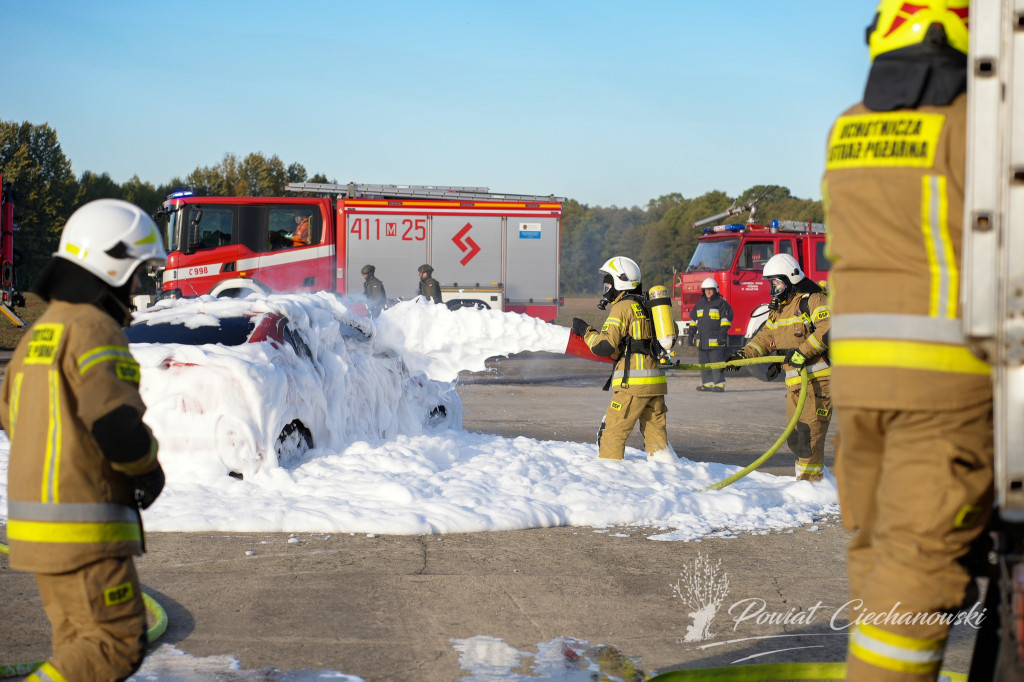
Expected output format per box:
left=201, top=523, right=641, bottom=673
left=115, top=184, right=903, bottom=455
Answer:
left=0, top=353, right=985, bottom=680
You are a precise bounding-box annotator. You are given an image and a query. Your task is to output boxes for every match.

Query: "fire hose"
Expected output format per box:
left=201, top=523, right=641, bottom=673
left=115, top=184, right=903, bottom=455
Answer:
left=669, top=355, right=808, bottom=492
left=0, top=541, right=167, bottom=679
left=647, top=661, right=966, bottom=681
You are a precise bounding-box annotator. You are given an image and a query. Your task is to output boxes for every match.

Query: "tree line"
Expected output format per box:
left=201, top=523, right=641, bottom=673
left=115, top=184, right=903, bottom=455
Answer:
left=1, top=119, right=822, bottom=294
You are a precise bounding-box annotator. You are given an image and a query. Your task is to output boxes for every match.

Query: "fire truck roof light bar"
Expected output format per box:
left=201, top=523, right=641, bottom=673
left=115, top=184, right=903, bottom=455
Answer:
left=701, top=221, right=826, bottom=236
left=285, top=182, right=564, bottom=204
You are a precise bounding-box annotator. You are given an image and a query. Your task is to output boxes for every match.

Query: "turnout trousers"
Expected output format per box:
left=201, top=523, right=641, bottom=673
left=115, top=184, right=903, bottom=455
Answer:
left=786, top=376, right=832, bottom=481
left=28, top=557, right=148, bottom=682
left=697, top=347, right=727, bottom=388
left=598, top=392, right=668, bottom=460
left=837, top=401, right=993, bottom=682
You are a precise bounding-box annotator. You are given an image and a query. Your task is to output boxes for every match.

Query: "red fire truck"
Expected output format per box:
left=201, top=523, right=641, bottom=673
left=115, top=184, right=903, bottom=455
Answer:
left=672, top=200, right=829, bottom=347
left=155, top=183, right=564, bottom=321
left=0, top=171, right=27, bottom=327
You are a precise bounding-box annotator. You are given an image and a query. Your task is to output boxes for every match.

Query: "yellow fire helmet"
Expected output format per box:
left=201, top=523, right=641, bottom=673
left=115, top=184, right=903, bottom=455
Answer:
left=867, top=0, right=969, bottom=61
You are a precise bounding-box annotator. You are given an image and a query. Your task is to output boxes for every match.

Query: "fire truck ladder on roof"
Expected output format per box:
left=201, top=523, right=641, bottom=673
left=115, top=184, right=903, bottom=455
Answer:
left=285, top=182, right=564, bottom=203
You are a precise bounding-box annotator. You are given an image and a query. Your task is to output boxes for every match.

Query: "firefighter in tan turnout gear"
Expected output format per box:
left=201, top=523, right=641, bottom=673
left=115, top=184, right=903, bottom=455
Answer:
left=728, top=253, right=832, bottom=482
left=571, top=257, right=678, bottom=463
left=0, top=199, right=168, bottom=682
left=823, top=2, right=992, bottom=680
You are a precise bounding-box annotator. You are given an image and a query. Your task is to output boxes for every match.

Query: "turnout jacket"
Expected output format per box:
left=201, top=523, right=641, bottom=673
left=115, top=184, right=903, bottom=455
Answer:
left=583, top=292, right=667, bottom=396
left=688, top=293, right=733, bottom=351
left=740, top=291, right=831, bottom=387
left=0, top=301, right=158, bottom=574
left=823, top=94, right=990, bottom=409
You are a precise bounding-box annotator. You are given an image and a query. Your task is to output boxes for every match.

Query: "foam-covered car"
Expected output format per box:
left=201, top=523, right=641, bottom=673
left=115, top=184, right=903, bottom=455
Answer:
left=127, top=295, right=460, bottom=479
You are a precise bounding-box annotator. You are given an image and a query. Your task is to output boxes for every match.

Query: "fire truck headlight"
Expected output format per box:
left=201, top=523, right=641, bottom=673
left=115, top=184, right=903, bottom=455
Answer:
left=158, top=288, right=183, bottom=301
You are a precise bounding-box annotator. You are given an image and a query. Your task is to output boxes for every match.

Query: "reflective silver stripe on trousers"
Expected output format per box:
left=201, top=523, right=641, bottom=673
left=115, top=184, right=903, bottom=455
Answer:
left=8, top=501, right=139, bottom=523
left=786, top=361, right=830, bottom=380
left=612, top=369, right=666, bottom=379
left=830, top=313, right=964, bottom=343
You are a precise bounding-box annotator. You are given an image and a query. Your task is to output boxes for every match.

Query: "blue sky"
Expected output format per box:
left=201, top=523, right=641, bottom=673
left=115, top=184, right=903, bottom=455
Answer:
left=4, top=1, right=871, bottom=208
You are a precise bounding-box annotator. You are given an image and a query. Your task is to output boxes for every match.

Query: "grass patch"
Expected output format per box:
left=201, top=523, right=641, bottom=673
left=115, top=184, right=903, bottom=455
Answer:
left=552, top=295, right=605, bottom=327
left=0, top=292, right=46, bottom=350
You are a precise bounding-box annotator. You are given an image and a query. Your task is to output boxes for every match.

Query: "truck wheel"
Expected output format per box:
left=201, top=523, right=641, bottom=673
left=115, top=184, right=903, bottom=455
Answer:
left=275, top=419, right=313, bottom=466
left=210, top=279, right=270, bottom=299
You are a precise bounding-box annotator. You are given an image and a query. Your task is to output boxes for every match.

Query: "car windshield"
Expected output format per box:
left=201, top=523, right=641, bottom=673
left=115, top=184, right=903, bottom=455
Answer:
left=687, top=238, right=740, bottom=273
left=126, top=317, right=256, bottom=346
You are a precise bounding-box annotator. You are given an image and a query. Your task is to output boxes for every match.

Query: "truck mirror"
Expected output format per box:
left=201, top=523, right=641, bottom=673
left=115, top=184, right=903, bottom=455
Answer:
left=184, top=208, right=203, bottom=255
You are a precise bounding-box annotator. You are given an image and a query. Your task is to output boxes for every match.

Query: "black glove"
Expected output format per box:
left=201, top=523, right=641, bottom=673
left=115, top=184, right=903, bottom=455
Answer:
left=134, top=463, right=165, bottom=510
left=687, top=331, right=696, bottom=346
left=724, top=351, right=744, bottom=371
left=783, top=348, right=808, bottom=368
left=765, top=363, right=782, bottom=381
left=571, top=317, right=590, bottom=337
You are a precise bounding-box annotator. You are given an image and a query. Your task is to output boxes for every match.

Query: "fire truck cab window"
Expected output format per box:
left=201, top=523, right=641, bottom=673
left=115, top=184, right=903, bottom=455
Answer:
left=815, top=241, right=832, bottom=271
left=190, top=207, right=233, bottom=251
left=267, top=207, right=319, bottom=252
left=687, top=238, right=739, bottom=273
left=738, top=242, right=775, bottom=271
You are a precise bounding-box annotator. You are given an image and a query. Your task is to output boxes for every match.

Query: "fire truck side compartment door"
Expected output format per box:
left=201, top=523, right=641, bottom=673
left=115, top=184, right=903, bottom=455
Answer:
left=431, top=215, right=502, bottom=294
left=505, top=217, right=558, bottom=304
left=345, top=212, right=428, bottom=300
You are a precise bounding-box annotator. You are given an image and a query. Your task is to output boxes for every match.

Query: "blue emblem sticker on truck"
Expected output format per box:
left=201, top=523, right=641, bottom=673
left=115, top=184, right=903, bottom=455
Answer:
left=518, top=223, right=542, bottom=239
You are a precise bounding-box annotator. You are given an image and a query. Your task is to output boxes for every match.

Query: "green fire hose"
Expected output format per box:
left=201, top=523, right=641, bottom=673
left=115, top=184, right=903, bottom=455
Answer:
left=669, top=355, right=808, bottom=491
left=647, top=661, right=966, bottom=681
left=0, top=541, right=167, bottom=679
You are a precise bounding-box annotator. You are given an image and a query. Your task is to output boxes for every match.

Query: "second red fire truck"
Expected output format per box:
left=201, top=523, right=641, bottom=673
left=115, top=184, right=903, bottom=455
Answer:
left=672, top=200, right=829, bottom=347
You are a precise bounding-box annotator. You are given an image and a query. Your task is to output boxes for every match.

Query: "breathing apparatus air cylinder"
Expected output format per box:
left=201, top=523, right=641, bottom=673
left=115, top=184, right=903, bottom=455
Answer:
left=647, top=285, right=677, bottom=355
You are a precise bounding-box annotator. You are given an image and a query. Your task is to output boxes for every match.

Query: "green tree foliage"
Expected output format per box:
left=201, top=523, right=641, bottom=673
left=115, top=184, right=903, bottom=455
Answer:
left=0, top=121, right=78, bottom=287
left=185, top=152, right=329, bottom=196
left=2, top=119, right=825, bottom=300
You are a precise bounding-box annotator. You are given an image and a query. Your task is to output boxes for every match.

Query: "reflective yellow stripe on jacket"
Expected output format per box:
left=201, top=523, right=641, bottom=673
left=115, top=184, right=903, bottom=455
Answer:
left=921, top=174, right=958, bottom=318
left=785, top=362, right=832, bottom=386
left=78, top=345, right=140, bottom=383
left=611, top=368, right=667, bottom=386
left=8, top=371, right=23, bottom=441
left=42, top=370, right=62, bottom=504
left=7, top=501, right=142, bottom=545
left=830, top=314, right=989, bottom=375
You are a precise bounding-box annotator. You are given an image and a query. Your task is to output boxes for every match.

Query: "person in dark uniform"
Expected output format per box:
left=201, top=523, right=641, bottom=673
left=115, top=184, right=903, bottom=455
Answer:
left=361, top=264, right=386, bottom=317
left=417, top=263, right=442, bottom=303
left=687, top=277, right=733, bottom=392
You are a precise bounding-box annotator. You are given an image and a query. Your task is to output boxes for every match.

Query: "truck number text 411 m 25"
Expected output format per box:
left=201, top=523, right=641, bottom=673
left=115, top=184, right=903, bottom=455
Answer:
left=349, top=217, right=426, bottom=241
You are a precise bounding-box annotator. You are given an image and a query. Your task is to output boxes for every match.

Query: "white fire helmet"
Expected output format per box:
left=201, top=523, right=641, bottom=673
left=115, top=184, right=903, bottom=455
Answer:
left=598, top=256, right=641, bottom=291
left=700, top=277, right=718, bottom=291
left=762, top=253, right=805, bottom=285
left=55, top=199, right=168, bottom=288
